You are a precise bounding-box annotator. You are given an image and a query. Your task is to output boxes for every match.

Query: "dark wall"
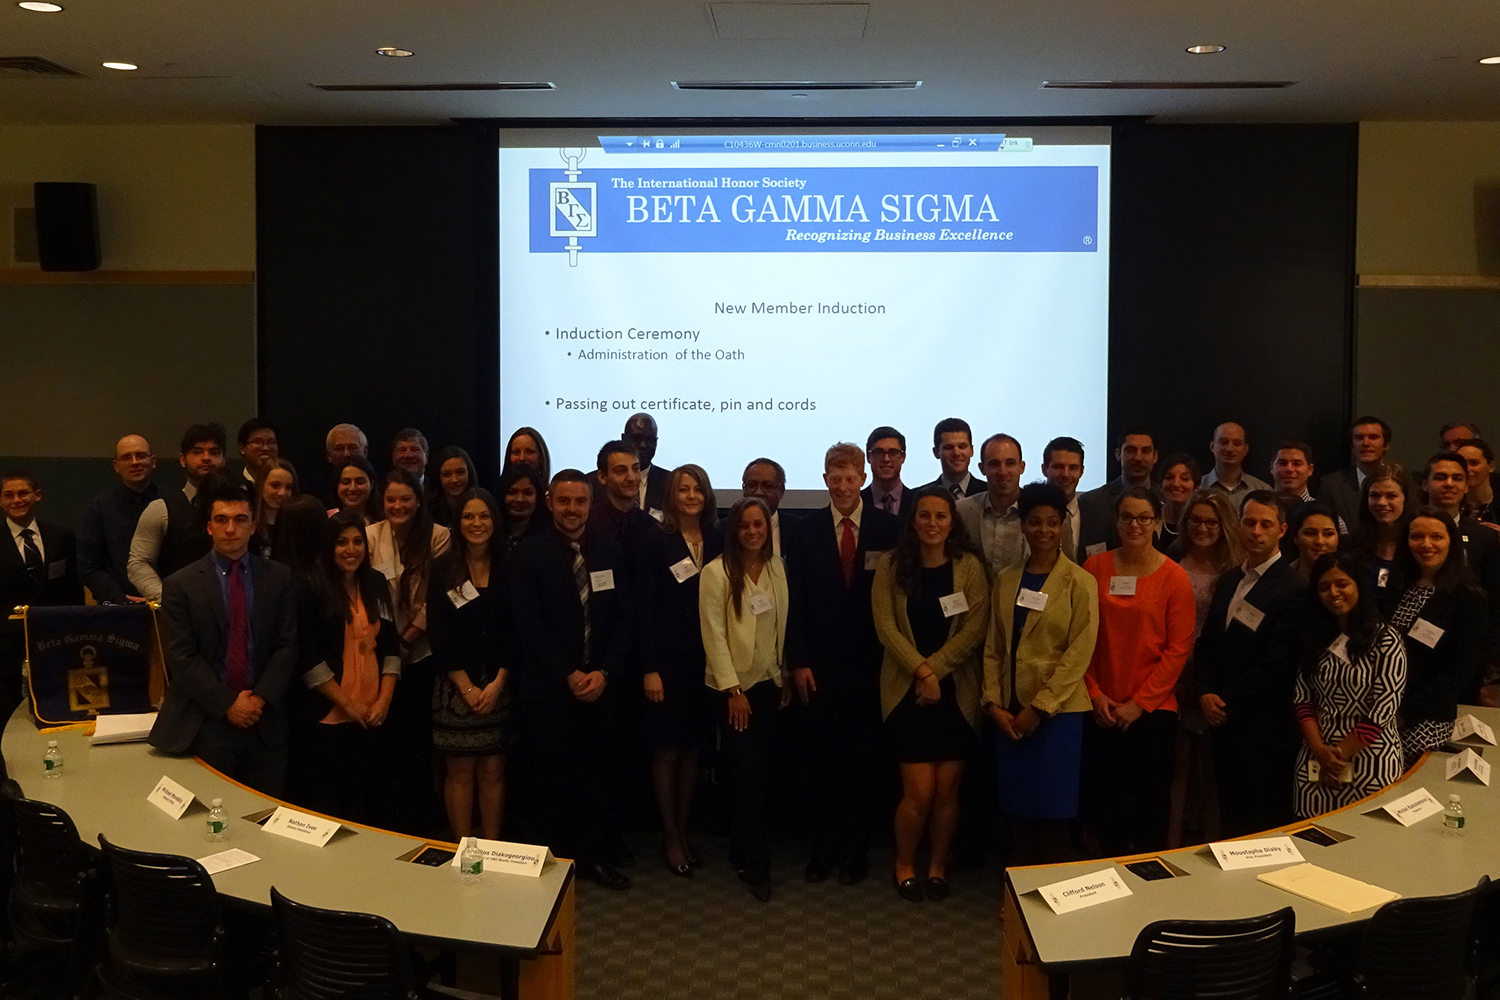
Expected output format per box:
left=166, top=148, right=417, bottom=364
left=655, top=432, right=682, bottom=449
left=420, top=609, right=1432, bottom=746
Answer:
left=256, top=125, right=499, bottom=500
left=1108, top=123, right=1357, bottom=483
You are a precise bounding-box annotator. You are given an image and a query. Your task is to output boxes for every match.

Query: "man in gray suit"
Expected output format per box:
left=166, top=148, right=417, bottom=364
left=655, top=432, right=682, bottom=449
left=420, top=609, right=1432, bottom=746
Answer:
left=1075, top=427, right=1160, bottom=552
left=1316, top=415, right=1391, bottom=535
left=149, top=480, right=297, bottom=796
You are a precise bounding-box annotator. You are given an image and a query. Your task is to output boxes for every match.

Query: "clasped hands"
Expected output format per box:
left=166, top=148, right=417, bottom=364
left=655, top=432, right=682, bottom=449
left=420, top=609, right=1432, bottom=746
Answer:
left=461, top=671, right=508, bottom=716
left=986, top=703, right=1042, bottom=742
left=225, top=690, right=265, bottom=729
left=568, top=669, right=607, bottom=702
left=1310, top=733, right=1362, bottom=786
left=1092, top=694, right=1144, bottom=731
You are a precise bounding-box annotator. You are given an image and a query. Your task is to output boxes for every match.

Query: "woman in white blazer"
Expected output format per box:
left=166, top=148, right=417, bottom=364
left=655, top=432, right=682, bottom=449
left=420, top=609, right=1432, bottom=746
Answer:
left=700, top=496, right=790, bottom=902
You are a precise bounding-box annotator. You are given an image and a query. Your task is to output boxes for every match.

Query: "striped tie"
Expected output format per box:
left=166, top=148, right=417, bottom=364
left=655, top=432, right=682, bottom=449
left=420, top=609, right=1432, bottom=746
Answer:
left=571, top=541, right=591, bottom=665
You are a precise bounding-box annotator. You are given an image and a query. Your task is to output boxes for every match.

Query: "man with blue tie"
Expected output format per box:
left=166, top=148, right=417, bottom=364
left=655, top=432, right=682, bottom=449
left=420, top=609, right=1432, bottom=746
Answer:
left=149, top=481, right=297, bottom=796
left=0, top=471, right=83, bottom=709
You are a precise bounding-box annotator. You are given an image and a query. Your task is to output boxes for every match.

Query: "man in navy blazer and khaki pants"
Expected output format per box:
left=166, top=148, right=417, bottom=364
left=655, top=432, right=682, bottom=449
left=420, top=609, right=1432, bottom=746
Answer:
left=149, top=481, right=297, bottom=796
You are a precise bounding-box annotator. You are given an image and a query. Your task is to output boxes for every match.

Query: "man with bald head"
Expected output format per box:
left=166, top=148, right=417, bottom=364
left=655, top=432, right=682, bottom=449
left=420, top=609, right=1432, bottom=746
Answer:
left=78, top=434, right=159, bottom=604
left=1203, top=422, right=1271, bottom=506
left=622, top=412, right=668, bottom=516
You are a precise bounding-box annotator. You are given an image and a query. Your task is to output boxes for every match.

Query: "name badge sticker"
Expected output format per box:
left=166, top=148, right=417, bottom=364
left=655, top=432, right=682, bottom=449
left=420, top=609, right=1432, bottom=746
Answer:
left=747, top=593, right=774, bottom=616
left=1408, top=618, right=1444, bottom=648
left=1328, top=634, right=1350, bottom=663
left=1084, top=542, right=1107, bottom=558
left=1232, top=602, right=1265, bottom=632
left=447, top=580, right=480, bottom=608
left=47, top=561, right=66, bottom=581
left=1037, top=867, right=1132, bottom=915
left=1016, top=588, right=1049, bottom=611
left=1109, top=576, right=1137, bottom=597
left=1209, top=836, right=1305, bottom=871
left=589, top=569, right=616, bottom=592
left=939, top=592, right=969, bottom=617
left=1377, top=567, right=1390, bottom=588
left=865, top=550, right=882, bottom=571
left=147, top=775, right=196, bottom=820
left=668, top=557, right=699, bottom=583
left=648, top=508, right=664, bottom=522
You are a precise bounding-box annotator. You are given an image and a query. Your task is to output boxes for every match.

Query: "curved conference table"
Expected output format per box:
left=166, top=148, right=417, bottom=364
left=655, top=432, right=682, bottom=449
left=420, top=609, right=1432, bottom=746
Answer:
left=1003, top=704, right=1500, bottom=996
left=2, top=703, right=575, bottom=1000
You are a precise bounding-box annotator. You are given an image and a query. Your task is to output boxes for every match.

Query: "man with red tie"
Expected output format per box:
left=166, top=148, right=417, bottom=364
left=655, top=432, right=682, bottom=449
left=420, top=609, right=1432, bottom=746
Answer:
left=785, top=442, right=901, bottom=885
left=149, top=480, right=297, bottom=796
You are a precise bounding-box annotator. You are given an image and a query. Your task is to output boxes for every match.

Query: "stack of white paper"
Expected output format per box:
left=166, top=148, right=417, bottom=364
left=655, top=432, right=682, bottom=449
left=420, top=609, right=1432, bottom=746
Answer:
left=89, top=712, right=157, bottom=745
left=1257, top=863, right=1399, bottom=913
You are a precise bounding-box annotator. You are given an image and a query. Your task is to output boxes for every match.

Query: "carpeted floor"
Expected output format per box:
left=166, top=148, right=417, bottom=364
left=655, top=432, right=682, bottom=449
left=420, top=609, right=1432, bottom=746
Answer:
left=575, top=836, right=1003, bottom=1000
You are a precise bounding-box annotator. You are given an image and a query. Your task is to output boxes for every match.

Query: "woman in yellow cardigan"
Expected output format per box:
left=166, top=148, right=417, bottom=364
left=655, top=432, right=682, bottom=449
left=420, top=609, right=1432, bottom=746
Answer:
left=982, top=482, right=1099, bottom=865
left=873, top=487, right=990, bottom=902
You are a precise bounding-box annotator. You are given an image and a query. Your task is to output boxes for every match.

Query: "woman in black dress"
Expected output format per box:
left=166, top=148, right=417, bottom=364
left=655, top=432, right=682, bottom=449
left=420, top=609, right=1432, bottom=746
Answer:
left=428, top=489, right=512, bottom=840
left=632, top=464, right=722, bottom=876
left=872, top=487, right=990, bottom=901
left=497, top=463, right=549, bottom=553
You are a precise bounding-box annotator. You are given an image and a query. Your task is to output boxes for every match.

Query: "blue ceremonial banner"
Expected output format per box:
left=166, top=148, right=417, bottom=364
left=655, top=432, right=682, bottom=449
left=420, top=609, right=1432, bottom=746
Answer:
left=528, top=165, right=1099, bottom=255
left=26, top=604, right=156, bottom=725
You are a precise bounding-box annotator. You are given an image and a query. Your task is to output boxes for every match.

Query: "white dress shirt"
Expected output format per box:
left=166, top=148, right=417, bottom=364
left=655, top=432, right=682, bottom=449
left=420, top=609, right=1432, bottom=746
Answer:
left=831, top=500, right=863, bottom=549
left=1227, top=550, right=1281, bottom=627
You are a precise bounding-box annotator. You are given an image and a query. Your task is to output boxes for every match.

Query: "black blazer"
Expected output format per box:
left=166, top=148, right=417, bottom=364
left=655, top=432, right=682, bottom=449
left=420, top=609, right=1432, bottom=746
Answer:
left=630, top=522, right=723, bottom=670
left=1316, top=467, right=1363, bottom=537
left=426, top=550, right=509, bottom=689
left=784, top=504, right=901, bottom=683
left=922, top=474, right=985, bottom=498
left=1395, top=585, right=1488, bottom=725
left=1456, top=517, right=1500, bottom=667
left=292, top=578, right=400, bottom=725
left=0, top=520, right=82, bottom=621
left=149, top=553, right=298, bottom=753
left=642, top=464, right=671, bottom=514
left=860, top=485, right=914, bottom=519
left=1194, top=557, right=1306, bottom=732
left=509, top=528, right=632, bottom=699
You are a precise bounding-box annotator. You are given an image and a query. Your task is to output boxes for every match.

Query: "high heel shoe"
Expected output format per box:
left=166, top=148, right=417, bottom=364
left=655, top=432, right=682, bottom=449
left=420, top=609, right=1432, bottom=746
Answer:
left=663, top=842, right=693, bottom=877
left=894, top=874, right=925, bottom=903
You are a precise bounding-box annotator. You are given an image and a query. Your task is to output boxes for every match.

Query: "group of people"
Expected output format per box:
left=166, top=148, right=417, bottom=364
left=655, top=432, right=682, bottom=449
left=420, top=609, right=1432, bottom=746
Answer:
left=2, top=411, right=1496, bottom=903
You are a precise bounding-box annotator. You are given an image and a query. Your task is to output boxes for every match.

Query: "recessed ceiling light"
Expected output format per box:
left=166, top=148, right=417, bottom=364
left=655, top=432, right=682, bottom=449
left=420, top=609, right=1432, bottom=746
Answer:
left=376, top=47, right=414, bottom=58
left=1480, top=56, right=1500, bottom=65
left=101, top=61, right=138, bottom=71
left=18, top=2, right=64, bottom=11
left=1186, top=44, right=1226, bottom=54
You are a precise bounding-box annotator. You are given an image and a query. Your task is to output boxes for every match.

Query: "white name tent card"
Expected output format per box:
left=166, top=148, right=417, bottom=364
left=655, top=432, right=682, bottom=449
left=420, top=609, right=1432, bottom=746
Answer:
left=1367, top=787, right=1443, bottom=826
left=1108, top=576, right=1137, bottom=597
left=668, top=557, right=699, bottom=583
left=1257, top=864, right=1399, bottom=914
left=262, top=806, right=340, bottom=847
left=939, top=592, right=970, bottom=617
left=92, top=712, right=158, bottom=745
left=1446, top=748, right=1491, bottom=786
left=1452, top=714, right=1497, bottom=745
left=146, top=775, right=196, bottom=820
left=197, top=849, right=260, bottom=876
left=1016, top=589, right=1048, bottom=611
left=589, top=569, right=615, bottom=592
left=1036, top=867, right=1132, bottom=915
left=1209, top=836, right=1304, bottom=871
left=449, top=838, right=555, bottom=877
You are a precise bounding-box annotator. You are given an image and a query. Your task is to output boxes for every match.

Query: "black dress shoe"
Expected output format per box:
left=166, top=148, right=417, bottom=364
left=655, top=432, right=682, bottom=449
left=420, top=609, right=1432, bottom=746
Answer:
left=837, top=857, right=869, bottom=886
left=583, top=862, right=631, bottom=890
left=804, top=856, right=835, bottom=883
left=665, top=860, right=693, bottom=878
left=895, top=876, right=925, bottom=903
left=606, top=836, right=637, bottom=868
left=739, top=869, right=772, bottom=902
left=924, top=876, right=950, bottom=901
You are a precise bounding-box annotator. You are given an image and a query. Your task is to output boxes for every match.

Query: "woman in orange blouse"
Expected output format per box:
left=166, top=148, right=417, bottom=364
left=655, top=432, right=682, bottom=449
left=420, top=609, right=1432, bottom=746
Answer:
left=1080, top=487, right=1196, bottom=855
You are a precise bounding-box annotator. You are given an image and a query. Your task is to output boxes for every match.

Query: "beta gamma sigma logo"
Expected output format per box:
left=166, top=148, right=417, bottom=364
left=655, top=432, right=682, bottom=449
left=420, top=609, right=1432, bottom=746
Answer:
left=549, top=147, right=596, bottom=267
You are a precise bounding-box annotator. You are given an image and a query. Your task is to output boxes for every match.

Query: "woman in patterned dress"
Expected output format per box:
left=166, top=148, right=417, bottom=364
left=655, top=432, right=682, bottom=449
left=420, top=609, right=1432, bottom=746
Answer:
left=1293, top=553, right=1406, bottom=818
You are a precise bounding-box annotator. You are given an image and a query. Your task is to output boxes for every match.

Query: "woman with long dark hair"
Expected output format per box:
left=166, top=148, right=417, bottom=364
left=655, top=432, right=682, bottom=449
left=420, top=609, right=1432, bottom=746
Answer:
left=1388, top=506, right=1488, bottom=764
left=872, top=486, right=989, bottom=901
left=634, top=464, right=722, bottom=876
left=1287, top=502, right=1340, bottom=581
left=427, top=445, right=478, bottom=528
left=1293, top=553, right=1406, bottom=817
left=497, top=463, right=549, bottom=552
left=700, top=496, right=789, bottom=902
left=428, top=488, right=512, bottom=839
left=294, top=510, right=401, bottom=824
left=504, top=426, right=552, bottom=485
left=329, top=455, right=382, bottom=524
left=1345, top=463, right=1418, bottom=606
left=252, top=458, right=298, bottom=558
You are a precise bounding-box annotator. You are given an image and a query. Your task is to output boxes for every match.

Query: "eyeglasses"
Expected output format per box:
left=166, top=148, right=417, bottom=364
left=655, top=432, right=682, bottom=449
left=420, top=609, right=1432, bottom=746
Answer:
left=1117, top=514, right=1157, bottom=526
left=1188, top=516, right=1220, bottom=528
left=868, top=448, right=905, bottom=459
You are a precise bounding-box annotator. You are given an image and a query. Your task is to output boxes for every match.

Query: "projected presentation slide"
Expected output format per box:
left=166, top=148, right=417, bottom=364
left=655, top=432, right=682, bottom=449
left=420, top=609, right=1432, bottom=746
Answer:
left=498, top=129, right=1110, bottom=496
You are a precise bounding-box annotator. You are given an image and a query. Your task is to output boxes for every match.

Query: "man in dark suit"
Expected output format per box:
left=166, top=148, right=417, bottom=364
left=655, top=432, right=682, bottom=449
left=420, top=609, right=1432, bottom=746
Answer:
left=1195, top=490, right=1306, bottom=837
left=785, top=443, right=901, bottom=885
left=0, top=470, right=84, bottom=708
left=510, top=469, right=634, bottom=889
left=624, top=413, right=669, bottom=516
left=1316, top=415, right=1391, bottom=535
left=862, top=425, right=913, bottom=518
left=236, top=417, right=280, bottom=487
left=924, top=417, right=985, bottom=499
left=1421, top=451, right=1500, bottom=698
left=590, top=440, right=657, bottom=543
left=148, top=480, right=297, bottom=796
left=1075, top=428, right=1160, bottom=552
left=78, top=434, right=159, bottom=605
left=1041, top=436, right=1105, bottom=562
left=741, top=458, right=801, bottom=559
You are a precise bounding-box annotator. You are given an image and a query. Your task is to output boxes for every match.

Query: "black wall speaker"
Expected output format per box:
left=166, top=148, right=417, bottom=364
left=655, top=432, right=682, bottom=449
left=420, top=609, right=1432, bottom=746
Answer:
left=33, top=182, right=100, bottom=271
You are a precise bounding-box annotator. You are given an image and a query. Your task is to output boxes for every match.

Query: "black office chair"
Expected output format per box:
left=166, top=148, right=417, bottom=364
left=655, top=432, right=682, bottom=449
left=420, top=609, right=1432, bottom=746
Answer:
left=269, top=886, right=433, bottom=1000
left=1476, top=879, right=1500, bottom=1000
left=6, top=792, right=102, bottom=999
left=1126, top=906, right=1295, bottom=1000
left=96, top=835, right=226, bottom=1000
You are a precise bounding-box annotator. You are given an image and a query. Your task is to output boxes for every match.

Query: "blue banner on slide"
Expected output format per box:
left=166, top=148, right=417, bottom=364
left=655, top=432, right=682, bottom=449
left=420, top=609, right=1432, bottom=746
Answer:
left=529, top=166, right=1097, bottom=254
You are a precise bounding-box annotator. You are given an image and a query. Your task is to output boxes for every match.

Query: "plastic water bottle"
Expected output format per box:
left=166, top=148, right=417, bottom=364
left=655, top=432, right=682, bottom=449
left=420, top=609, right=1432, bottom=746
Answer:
left=459, top=838, right=484, bottom=884
left=206, top=799, right=229, bottom=842
left=1443, top=794, right=1465, bottom=836
left=42, top=740, right=63, bottom=778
